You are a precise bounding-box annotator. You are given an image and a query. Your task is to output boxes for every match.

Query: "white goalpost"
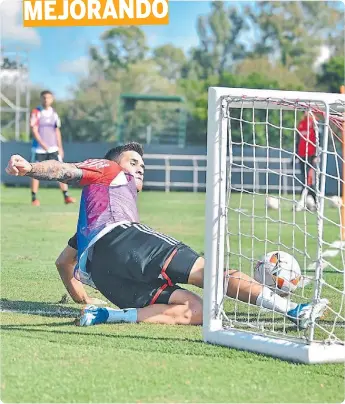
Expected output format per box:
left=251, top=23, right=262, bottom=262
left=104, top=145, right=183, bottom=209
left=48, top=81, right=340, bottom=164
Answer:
left=203, top=87, right=345, bottom=364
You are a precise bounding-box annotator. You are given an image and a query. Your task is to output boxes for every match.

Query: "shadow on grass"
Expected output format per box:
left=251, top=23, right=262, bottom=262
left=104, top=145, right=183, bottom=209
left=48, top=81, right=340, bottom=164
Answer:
left=2, top=307, right=342, bottom=366
left=2, top=299, right=341, bottom=329
left=0, top=323, right=282, bottom=363
left=0, top=298, right=80, bottom=318
left=4, top=323, right=342, bottom=370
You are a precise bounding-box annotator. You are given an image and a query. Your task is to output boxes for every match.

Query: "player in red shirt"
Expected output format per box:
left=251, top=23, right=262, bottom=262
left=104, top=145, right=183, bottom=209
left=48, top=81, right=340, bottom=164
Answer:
left=295, top=112, right=318, bottom=211
left=6, top=144, right=328, bottom=329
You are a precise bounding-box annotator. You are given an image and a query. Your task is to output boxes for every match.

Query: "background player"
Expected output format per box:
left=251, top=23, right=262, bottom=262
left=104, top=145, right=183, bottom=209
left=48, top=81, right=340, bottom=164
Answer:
left=295, top=111, right=318, bottom=211
left=6, top=145, right=328, bottom=329
left=30, top=90, right=75, bottom=206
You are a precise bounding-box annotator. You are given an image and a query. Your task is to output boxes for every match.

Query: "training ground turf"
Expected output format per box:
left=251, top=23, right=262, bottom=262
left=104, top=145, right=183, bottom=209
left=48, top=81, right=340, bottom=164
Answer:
left=1, top=188, right=344, bottom=403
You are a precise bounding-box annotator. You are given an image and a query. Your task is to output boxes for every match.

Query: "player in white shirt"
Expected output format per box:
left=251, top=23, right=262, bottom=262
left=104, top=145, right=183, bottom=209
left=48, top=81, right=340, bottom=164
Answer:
left=30, top=90, right=75, bottom=206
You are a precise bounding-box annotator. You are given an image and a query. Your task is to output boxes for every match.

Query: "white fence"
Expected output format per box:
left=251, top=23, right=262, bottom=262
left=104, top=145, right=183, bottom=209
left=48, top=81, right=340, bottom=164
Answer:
left=144, top=154, right=302, bottom=194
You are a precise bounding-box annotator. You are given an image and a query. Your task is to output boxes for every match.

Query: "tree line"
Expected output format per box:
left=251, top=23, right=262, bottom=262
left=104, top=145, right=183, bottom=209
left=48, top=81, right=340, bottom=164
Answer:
left=1, top=1, right=344, bottom=146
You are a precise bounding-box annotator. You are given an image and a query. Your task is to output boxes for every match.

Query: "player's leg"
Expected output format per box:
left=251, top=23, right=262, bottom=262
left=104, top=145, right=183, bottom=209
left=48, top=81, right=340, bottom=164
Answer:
left=306, top=156, right=317, bottom=206
left=77, top=288, right=203, bottom=326
left=169, top=252, right=292, bottom=312
left=77, top=261, right=203, bottom=326
left=186, top=257, right=327, bottom=329
left=31, top=178, right=40, bottom=206
left=30, top=151, right=42, bottom=206
left=94, top=224, right=326, bottom=329
left=48, top=152, right=76, bottom=204
left=187, top=257, right=293, bottom=309
left=296, top=158, right=308, bottom=211
left=74, top=226, right=203, bottom=327
left=137, top=288, right=202, bottom=325
left=58, top=182, right=75, bottom=204
left=95, top=224, right=296, bottom=320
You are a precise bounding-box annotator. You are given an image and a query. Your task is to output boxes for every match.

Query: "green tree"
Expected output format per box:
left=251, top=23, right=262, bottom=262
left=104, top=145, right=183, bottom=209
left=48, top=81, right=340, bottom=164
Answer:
left=89, top=26, right=148, bottom=78
left=183, top=72, right=301, bottom=147
left=186, top=3, right=248, bottom=81
left=249, top=1, right=343, bottom=87
left=59, top=60, right=178, bottom=142
left=153, top=44, right=186, bottom=82
left=317, top=56, right=345, bottom=93
left=234, top=57, right=304, bottom=90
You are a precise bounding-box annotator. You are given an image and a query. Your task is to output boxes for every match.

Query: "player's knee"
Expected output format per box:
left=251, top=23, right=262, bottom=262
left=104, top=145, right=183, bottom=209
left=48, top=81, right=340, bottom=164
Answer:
left=181, top=295, right=203, bottom=325
left=175, top=300, right=202, bottom=325
left=179, top=306, right=193, bottom=324
left=190, top=301, right=203, bottom=325
left=167, top=288, right=203, bottom=325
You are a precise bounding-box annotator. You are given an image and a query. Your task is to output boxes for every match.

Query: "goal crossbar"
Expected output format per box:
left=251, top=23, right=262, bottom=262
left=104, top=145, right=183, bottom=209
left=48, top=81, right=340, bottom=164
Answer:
left=210, top=86, right=345, bottom=111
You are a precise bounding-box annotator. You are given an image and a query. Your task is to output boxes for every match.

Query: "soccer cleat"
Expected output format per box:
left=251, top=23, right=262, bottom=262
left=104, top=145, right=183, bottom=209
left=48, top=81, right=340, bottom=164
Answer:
left=75, top=305, right=109, bottom=327
left=31, top=199, right=40, bottom=207
left=287, top=299, right=329, bottom=330
left=64, top=196, right=76, bottom=204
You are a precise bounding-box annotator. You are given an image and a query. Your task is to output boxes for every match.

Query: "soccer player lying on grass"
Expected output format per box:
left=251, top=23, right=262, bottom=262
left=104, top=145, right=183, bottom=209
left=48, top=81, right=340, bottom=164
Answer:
left=6, top=143, right=328, bottom=329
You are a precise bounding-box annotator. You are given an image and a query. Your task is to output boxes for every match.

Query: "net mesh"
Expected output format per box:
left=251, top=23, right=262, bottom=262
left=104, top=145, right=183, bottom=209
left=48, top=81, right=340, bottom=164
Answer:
left=221, top=95, right=345, bottom=345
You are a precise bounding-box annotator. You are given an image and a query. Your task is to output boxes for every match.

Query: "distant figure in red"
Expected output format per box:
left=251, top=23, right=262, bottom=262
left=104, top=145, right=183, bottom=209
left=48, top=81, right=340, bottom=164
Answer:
left=295, top=112, right=318, bottom=211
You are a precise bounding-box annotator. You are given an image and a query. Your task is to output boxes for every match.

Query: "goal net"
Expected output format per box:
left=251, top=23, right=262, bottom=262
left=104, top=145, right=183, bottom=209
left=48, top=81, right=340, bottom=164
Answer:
left=203, top=87, right=345, bottom=364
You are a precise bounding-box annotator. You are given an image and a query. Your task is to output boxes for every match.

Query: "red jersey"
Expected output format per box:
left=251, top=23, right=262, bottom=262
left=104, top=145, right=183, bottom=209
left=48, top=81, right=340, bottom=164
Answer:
left=297, top=116, right=317, bottom=158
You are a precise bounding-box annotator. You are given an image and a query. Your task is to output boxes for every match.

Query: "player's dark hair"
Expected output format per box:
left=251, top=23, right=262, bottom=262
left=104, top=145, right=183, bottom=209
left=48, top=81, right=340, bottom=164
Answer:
left=104, top=142, right=144, bottom=162
left=40, top=90, right=53, bottom=97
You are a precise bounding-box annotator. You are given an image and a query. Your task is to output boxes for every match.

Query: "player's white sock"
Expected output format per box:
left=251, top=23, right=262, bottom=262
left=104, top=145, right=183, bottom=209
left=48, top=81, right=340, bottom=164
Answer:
left=106, top=307, right=138, bottom=323
left=256, top=287, right=297, bottom=314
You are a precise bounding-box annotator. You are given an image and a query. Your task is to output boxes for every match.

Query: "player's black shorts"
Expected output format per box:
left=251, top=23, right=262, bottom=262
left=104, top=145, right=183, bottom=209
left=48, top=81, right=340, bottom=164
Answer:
left=87, top=223, right=200, bottom=309
left=31, top=151, right=60, bottom=163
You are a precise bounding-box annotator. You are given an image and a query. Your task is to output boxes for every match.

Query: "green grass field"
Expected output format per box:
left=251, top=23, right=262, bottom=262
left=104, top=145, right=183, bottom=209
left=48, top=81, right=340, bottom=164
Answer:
left=1, top=187, right=344, bottom=403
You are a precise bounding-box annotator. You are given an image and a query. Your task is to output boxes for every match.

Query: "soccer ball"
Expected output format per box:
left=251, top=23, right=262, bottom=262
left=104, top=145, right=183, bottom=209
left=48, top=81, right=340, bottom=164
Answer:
left=254, top=251, right=301, bottom=295
left=266, top=196, right=279, bottom=210
left=329, top=195, right=343, bottom=209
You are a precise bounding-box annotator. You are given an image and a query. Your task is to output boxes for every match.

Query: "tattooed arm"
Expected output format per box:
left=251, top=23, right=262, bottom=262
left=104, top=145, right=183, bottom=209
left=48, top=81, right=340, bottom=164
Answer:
left=6, top=154, right=116, bottom=186
left=26, top=160, right=82, bottom=184
left=6, top=154, right=82, bottom=184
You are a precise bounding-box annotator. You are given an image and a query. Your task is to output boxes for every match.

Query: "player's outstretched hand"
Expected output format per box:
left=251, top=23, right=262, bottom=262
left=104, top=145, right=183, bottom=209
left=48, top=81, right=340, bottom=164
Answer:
left=6, top=154, right=32, bottom=176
